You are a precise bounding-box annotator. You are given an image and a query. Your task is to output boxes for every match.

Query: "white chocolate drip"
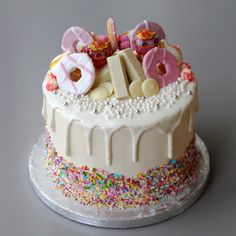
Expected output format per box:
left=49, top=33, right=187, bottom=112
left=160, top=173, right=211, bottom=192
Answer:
left=157, top=110, right=184, bottom=159
left=188, top=106, right=193, bottom=132
left=103, top=129, right=113, bottom=166
left=42, top=95, right=47, bottom=120
left=65, top=119, right=73, bottom=156
left=130, top=128, right=147, bottom=162
left=194, top=86, right=200, bottom=112
left=83, top=126, right=94, bottom=155
left=167, top=133, right=173, bottom=159
left=166, top=114, right=182, bottom=159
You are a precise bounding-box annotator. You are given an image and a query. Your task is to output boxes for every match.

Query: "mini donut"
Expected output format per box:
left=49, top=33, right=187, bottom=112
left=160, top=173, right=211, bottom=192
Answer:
left=159, top=39, right=183, bottom=64
left=51, top=53, right=95, bottom=94
left=129, top=20, right=166, bottom=52
left=61, top=26, right=94, bottom=53
left=142, top=47, right=180, bottom=88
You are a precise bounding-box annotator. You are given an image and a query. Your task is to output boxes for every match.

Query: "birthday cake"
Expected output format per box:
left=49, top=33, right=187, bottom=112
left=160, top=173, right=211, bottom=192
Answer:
left=42, top=19, right=200, bottom=209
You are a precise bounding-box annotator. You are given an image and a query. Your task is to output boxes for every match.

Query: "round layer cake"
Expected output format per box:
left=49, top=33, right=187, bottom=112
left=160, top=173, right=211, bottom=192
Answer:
left=41, top=19, right=200, bottom=209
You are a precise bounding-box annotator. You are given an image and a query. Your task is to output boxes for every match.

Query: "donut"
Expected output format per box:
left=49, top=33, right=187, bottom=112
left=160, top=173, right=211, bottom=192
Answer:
left=159, top=39, right=183, bottom=64
left=118, top=33, right=130, bottom=50
left=107, top=18, right=118, bottom=50
left=61, top=26, right=94, bottom=53
left=142, top=47, right=180, bottom=88
left=51, top=53, right=95, bottom=94
left=46, top=80, right=58, bottom=92
left=128, top=20, right=166, bottom=55
left=50, top=53, right=67, bottom=69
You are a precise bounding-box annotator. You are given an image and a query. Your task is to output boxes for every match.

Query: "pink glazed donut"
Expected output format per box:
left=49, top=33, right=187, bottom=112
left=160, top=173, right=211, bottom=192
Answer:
left=61, top=26, right=94, bottom=53
left=142, top=47, right=180, bottom=88
left=129, top=20, right=166, bottom=51
left=51, top=53, right=95, bottom=94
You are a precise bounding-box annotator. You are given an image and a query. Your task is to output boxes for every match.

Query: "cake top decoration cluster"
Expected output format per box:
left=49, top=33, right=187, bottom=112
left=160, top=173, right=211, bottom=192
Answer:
left=46, top=18, right=195, bottom=105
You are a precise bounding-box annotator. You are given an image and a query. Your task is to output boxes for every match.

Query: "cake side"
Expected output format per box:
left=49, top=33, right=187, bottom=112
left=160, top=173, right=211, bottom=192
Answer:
left=42, top=75, right=198, bottom=176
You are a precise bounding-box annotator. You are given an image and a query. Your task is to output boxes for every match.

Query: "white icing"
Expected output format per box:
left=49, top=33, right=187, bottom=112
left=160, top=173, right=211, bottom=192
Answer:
left=167, top=133, right=173, bottom=159
left=103, top=128, right=113, bottom=165
left=188, top=106, right=194, bottom=132
left=42, top=95, right=47, bottom=120
left=166, top=110, right=183, bottom=159
left=48, top=107, right=60, bottom=132
left=130, top=127, right=147, bottom=162
left=83, top=126, right=94, bottom=155
left=50, top=77, right=190, bottom=119
left=42, top=74, right=197, bottom=167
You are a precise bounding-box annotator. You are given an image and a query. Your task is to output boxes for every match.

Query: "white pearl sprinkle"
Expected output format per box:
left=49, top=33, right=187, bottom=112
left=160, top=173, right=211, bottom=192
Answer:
left=56, top=79, right=191, bottom=119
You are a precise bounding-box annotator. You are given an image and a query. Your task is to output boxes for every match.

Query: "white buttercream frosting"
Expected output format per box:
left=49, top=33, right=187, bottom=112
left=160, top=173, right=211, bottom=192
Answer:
left=42, top=73, right=198, bottom=176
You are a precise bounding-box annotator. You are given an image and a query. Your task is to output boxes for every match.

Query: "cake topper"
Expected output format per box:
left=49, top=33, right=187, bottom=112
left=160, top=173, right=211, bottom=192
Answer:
left=47, top=19, right=193, bottom=97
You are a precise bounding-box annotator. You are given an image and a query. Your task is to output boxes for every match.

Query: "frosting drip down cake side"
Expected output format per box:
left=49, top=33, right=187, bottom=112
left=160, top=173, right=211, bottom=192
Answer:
left=41, top=19, right=200, bottom=208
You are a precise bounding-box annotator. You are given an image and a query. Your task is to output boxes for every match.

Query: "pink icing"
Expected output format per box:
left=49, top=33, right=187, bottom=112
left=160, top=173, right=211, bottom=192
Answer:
left=96, top=35, right=109, bottom=42
left=61, top=26, right=94, bottom=52
left=142, top=48, right=180, bottom=88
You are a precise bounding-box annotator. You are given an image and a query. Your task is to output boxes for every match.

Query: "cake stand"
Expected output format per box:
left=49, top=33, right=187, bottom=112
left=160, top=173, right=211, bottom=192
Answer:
left=28, top=133, right=210, bottom=228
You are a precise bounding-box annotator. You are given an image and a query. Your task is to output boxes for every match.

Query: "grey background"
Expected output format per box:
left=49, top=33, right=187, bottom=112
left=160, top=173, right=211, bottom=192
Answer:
left=0, top=0, right=235, bottom=235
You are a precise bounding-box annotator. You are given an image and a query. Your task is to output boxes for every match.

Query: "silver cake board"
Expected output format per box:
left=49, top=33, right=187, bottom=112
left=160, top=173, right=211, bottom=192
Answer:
left=28, top=134, right=210, bottom=228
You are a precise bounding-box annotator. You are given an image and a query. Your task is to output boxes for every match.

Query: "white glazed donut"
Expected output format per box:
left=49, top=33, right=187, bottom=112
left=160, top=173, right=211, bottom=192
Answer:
left=51, top=53, right=95, bottom=94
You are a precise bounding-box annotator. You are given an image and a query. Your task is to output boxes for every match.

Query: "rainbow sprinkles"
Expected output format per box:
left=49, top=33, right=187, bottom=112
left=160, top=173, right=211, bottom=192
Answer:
left=44, top=131, right=201, bottom=209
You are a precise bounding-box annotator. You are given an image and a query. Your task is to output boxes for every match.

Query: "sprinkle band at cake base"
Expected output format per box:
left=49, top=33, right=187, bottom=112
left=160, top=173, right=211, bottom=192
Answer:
left=29, top=132, right=209, bottom=228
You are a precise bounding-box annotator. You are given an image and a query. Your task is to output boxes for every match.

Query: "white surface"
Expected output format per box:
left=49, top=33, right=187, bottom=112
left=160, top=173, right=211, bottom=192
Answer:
left=0, top=0, right=236, bottom=235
